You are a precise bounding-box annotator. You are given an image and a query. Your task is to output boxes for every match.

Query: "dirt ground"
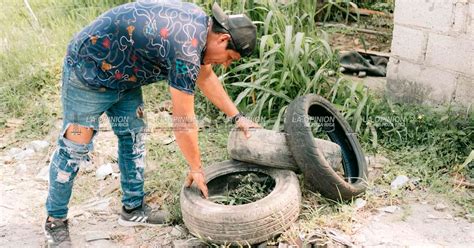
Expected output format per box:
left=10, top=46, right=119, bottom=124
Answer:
left=0, top=117, right=473, bottom=248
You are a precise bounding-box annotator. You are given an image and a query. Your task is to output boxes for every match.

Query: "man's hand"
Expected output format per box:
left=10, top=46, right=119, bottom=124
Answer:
left=236, top=116, right=261, bottom=139
left=184, top=169, right=209, bottom=199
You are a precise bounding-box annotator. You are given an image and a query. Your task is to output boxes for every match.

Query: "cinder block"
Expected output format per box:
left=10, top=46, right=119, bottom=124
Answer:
left=425, top=33, right=474, bottom=74
left=454, top=75, right=474, bottom=106
left=469, top=2, right=474, bottom=39
left=386, top=59, right=422, bottom=82
left=417, top=67, right=457, bottom=104
left=394, top=0, right=456, bottom=33
left=452, top=1, right=470, bottom=33
left=390, top=25, right=428, bottom=63
left=386, top=60, right=457, bottom=104
left=386, top=60, right=428, bottom=104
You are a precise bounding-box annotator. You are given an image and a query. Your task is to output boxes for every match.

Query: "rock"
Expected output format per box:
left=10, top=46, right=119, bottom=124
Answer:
left=378, top=205, right=400, bottom=213
left=354, top=198, right=367, bottom=210
left=85, top=231, right=110, bottom=242
left=326, top=228, right=354, bottom=246
left=96, top=163, right=114, bottom=180
left=172, top=239, right=207, bottom=248
left=27, top=140, right=49, bottom=152
left=434, top=203, right=447, bottom=211
left=169, top=225, right=185, bottom=237
left=366, top=155, right=390, bottom=168
left=35, top=166, right=50, bottom=182
left=12, top=148, right=35, bottom=160
left=7, top=147, right=23, bottom=157
left=390, top=175, right=409, bottom=190
left=358, top=71, right=367, bottom=78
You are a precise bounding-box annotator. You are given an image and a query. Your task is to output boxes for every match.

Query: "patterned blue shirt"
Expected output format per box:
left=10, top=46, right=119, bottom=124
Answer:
left=65, top=0, right=209, bottom=94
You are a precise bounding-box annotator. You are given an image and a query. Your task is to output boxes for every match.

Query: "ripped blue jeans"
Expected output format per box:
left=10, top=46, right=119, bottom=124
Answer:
left=46, top=60, right=147, bottom=219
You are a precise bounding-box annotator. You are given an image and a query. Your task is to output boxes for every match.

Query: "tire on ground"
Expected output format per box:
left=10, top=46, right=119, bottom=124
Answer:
left=284, top=94, right=368, bottom=200
left=180, top=160, right=301, bottom=245
left=227, top=128, right=342, bottom=171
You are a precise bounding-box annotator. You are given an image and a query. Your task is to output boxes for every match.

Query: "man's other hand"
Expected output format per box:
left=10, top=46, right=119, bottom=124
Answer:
left=236, top=117, right=261, bottom=139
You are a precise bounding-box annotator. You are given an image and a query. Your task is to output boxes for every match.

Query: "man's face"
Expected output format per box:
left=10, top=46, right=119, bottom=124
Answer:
left=203, top=33, right=241, bottom=68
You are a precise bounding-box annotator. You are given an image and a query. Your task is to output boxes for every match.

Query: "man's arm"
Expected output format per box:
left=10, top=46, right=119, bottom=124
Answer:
left=196, top=64, right=261, bottom=138
left=196, top=64, right=239, bottom=117
left=169, top=87, right=208, bottom=198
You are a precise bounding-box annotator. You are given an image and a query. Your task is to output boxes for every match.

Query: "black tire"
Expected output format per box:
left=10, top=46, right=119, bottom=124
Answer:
left=227, top=128, right=342, bottom=172
left=284, top=94, right=368, bottom=200
left=180, top=160, right=301, bottom=245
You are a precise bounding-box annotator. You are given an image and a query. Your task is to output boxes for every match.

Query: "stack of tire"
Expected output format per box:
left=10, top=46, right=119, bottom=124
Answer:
left=180, top=94, right=368, bottom=246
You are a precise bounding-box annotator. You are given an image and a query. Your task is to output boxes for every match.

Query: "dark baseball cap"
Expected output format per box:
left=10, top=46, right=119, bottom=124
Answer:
left=211, top=2, right=257, bottom=57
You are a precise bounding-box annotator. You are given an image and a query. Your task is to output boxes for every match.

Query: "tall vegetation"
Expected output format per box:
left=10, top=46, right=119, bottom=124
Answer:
left=0, top=0, right=472, bottom=179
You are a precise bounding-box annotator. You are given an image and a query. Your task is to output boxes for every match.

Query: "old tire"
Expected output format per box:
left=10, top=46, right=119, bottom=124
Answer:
left=284, top=94, right=368, bottom=200
left=180, top=160, right=301, bottom=245
left=227, top=128, right=342, bottom=172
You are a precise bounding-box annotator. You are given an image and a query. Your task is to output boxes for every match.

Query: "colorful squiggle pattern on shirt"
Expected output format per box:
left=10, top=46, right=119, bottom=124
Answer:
left=65, top=0, right=209, bottom=94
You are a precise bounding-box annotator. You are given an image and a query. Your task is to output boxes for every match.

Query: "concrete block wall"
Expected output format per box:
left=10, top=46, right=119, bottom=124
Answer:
left=387, top=0, right=474, bottom=106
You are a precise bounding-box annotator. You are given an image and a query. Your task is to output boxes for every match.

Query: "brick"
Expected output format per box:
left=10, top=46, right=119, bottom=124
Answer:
left=452, top=1, right=470, bottom=33
left=386, top=59, right=422, bottom=82
left=454, top=75, right=474, bottom=105
left=417, top=67, right=457, bottom=104
left=390, top=25, right=428, bottom=63
left=386, top=60, right=457, bottom=104
left=425, top=33, right=474, bottom=74
left=469, top=3, right=474, bottom=39
left=394, top=0, right=456, bottom=33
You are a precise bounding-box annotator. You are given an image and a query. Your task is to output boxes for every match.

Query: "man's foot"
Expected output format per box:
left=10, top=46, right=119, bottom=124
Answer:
left=44, top=217, right=72, bottom=247
left=118, top=203, right=170, bottom=227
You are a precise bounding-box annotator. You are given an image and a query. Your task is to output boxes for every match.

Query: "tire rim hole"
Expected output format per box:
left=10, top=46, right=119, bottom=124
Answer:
left=307, top=104, right=360, bottom=183
left=207, top=172, right=276, bottom=205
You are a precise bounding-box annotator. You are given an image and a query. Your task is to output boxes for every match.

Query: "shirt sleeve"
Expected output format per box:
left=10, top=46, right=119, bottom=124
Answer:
left=168, top=58, right=201, bottom=95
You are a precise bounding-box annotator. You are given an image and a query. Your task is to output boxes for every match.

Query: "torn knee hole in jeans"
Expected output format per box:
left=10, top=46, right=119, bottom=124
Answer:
left=131, top=130, right=146, bottom=169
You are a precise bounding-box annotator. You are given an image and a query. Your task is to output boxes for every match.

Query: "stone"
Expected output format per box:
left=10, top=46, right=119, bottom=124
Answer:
left=35, top=166, right=50, bottom=182
left=27, top=140, right=49, bottom=152
left=169, top=225, right=185, bottom=237
left=13, top=148, right=35, bottom=160
left=378, top=206, right=400, bottom=213
left=434, top=203, right=447, bottom=211
left=354, top=198, right=367, bottom=210
left=85, top=231, right=110, bottom=242
left=7, top=147, right=22, bottom=156
left=96, top=163, right=114, bottom=180
left=391, top=175, right=409, bottom=190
